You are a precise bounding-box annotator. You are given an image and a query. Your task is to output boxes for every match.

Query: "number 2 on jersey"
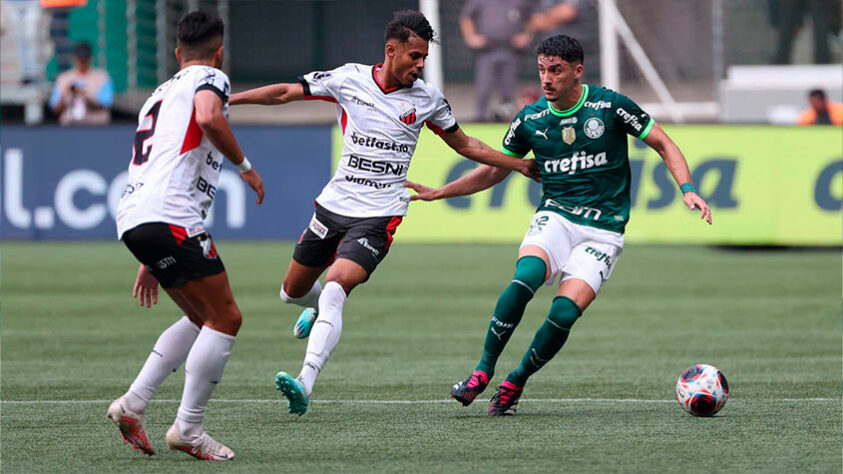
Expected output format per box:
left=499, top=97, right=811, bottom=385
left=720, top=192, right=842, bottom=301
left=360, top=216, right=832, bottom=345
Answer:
left=132, top=100, right=162, bottom=165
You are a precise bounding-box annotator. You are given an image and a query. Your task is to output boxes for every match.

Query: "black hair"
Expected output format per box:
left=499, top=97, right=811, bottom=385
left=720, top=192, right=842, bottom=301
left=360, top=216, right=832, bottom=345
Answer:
left=177, top=11, right=224, bottom=60
left=72, top=41, right=92, bottom=59
left=384, top=10, right=437, bottom=44
left=809, top=89, right=826, bottom=99
left=536, top=34, right=584, bottom=65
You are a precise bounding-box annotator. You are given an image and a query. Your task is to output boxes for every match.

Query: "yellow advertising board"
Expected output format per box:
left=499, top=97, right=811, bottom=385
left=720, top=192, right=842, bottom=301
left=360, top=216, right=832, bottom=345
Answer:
left=333, top=125, right=841, bottom=245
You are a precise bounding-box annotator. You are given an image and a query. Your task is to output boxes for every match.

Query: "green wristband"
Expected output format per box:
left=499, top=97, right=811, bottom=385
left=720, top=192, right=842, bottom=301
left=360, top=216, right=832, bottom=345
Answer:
left=680, top=183, right=697, bottom=194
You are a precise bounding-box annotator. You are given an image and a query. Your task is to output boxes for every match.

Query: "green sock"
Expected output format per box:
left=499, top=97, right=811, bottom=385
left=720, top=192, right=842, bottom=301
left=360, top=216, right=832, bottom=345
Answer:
left=505, top=296, right=582, bottom=387
left=475, top=256, right=546, bottom=377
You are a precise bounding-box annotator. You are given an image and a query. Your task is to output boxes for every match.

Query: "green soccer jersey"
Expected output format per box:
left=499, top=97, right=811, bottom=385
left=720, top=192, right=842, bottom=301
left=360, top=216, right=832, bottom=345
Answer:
left=501, top=84, right=654, bottom=233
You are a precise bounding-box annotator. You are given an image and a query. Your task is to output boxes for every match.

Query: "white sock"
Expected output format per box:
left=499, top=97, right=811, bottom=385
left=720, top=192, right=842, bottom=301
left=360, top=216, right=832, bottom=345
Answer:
left=298, top=281, right=345, bottom=395
left=176, top=326, right=235, bottom=438
left=280, top=280, right=322, bottom=309
left=125, top=316, right=200, bottom=413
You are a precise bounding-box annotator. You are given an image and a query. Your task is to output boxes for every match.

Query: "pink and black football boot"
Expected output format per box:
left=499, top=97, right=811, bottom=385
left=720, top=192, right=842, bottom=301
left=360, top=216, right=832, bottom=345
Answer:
left=450, top=370, right=490, bottom=406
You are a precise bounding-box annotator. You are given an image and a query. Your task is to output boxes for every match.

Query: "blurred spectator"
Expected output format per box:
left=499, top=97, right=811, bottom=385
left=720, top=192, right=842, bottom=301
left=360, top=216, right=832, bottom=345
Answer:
left=460, top=0, right=537, bottom=122
left=49, top=41, right=113, bottom=125
left=516, top=85, right=542, bottom=114
left=528, top=1, right=600, bottom=83
left=797, top=89, right=843, bottom=125
left=6, top=0, right=42, bottom=84
left=42, top=0, right=87, bottom=72
left=770, top=0, right=840, bottom=64
left=527, top=0, right=579, bottom=34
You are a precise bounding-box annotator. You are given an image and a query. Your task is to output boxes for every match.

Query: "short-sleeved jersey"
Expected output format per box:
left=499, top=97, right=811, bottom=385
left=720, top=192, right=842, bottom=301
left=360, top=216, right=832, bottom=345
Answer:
left=501, top=84, right=654, bottom=233
left=300, top=63, right=458, bottom=218
left=116, top=65, right=231, bottom=239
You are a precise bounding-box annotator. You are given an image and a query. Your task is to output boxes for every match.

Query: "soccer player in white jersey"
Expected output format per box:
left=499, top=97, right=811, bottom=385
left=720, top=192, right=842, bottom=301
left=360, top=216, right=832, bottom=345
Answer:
left=230, top=10, right=537, bottom=416
left=106, top=12, right=265, bottom=460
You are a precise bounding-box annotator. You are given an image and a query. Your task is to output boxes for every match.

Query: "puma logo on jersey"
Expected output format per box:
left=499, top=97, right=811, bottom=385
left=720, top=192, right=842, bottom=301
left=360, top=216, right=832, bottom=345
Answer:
left=535, top=128, right=549, bottom=140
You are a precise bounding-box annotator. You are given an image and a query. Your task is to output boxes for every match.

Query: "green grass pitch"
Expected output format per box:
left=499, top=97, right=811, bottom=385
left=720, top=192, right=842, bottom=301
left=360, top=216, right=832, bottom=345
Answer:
left=1, top=241, right=840, bottom=472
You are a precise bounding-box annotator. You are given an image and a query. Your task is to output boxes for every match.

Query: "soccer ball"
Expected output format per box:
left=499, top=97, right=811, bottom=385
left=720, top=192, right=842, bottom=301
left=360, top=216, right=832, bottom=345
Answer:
left=675, top=364, right=729, bottom=417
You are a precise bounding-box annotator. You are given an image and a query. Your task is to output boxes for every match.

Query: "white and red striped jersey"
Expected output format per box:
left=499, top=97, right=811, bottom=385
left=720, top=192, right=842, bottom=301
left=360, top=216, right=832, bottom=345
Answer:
left=116, top=65, right=231, bottom=239
left=300, top=63, right=458, bottom=217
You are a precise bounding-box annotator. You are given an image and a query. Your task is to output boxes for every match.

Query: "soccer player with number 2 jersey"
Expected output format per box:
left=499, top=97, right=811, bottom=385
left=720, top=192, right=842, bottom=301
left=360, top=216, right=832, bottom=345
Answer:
left=230, top=10, right=538, bottom=416
left=107, top=12, right=264, bottom=460
left=407, top=35, right=712, bottom=415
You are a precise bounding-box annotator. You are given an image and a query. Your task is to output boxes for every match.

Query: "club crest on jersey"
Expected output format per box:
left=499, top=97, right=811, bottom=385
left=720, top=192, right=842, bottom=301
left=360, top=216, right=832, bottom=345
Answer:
left=584, top=118, right=605, bottom=139
left=399, top=106, right=417, bottom=125
left=562, top=126, right=576, bottom=144
left=198, top=235, right=218, bottom=260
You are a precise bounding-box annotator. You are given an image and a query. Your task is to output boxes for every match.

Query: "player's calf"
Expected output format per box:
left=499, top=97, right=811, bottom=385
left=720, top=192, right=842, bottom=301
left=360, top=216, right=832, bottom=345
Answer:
left=505, top=296, right=582, bottom=388
left=475, top=255, right=546, bottom=376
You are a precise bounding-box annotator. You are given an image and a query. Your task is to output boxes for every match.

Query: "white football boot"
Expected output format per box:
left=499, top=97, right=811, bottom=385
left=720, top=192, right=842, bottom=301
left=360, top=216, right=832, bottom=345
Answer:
left=106, top=396, right=155, bottom=455
left=165, top=422, right=234, bottom=461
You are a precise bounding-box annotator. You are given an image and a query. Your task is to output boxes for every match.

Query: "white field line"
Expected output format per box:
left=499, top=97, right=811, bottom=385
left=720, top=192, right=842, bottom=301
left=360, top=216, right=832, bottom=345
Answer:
left=0, top=397, right=837, bottom=406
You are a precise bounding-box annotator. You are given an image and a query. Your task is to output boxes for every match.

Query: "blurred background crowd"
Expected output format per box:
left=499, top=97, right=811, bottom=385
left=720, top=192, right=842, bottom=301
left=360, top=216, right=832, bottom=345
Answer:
left=1, top=0, right=841, bottom=126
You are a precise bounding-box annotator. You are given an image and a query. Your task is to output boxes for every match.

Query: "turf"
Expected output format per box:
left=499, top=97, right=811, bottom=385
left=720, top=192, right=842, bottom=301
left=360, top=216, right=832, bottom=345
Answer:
left=1, top=242, right=840, bottom=473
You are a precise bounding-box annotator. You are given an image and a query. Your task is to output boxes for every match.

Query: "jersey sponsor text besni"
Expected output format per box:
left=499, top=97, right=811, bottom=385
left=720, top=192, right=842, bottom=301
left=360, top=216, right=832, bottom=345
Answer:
left=300, top=63, right=458, bottom=217
left=116, top=66, right=231, bottom=239
left=501, top=84, right=654, bottom=233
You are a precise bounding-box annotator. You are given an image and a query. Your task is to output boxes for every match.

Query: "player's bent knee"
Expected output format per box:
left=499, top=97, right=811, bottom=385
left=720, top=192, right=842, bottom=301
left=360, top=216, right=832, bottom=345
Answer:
left=547, top=296, right=583, bottom=330
left=227, top=308, right=243, bottom=331
left=513, top=255, right=548, bottom=292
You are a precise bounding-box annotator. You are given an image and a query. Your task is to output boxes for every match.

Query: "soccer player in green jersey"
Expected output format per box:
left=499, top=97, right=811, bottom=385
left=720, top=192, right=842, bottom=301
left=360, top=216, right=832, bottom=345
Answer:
left=406, top=34, right=712, bottom=415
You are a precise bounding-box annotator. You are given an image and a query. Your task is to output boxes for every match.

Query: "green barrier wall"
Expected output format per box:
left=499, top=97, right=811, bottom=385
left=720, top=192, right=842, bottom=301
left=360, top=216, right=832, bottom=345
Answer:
left=332, top=125, right=841, bottom=245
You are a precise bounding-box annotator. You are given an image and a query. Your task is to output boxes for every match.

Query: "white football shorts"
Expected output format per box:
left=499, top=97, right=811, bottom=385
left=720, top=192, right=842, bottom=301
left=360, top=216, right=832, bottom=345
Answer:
left=519, top=211, right=624, bottom=294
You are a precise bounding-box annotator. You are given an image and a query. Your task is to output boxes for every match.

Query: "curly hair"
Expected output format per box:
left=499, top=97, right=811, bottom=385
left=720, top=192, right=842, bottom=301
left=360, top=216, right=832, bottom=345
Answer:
left=384, top=10, right=437, bottom=44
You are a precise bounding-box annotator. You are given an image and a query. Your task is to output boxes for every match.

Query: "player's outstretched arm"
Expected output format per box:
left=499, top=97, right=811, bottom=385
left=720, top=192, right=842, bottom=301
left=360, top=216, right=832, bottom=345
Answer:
left=406, top=165, right=511, bottom=201
left=194, top=90, right=265, bottom=204
left=229, top=83, right=305, bottom=106
left=643, top=123, right=712, bottom=224
left=439, top=128, right=539, bottom=180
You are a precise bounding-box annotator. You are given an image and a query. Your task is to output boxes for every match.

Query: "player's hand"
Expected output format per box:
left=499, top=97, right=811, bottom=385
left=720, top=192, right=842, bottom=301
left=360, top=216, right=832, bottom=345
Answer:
left=518, top=159, right=541, bottom=182
left=511, top=32, right=533, bottom=50
left=240, top=169, right=265, bottom=204
left=133, top=264, right=158, bottom=308
left=684, top=191, right=712, bottom=225
left=466, top=34, right=487, bottom=49
left=405, top=181, right=440, bottom=201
